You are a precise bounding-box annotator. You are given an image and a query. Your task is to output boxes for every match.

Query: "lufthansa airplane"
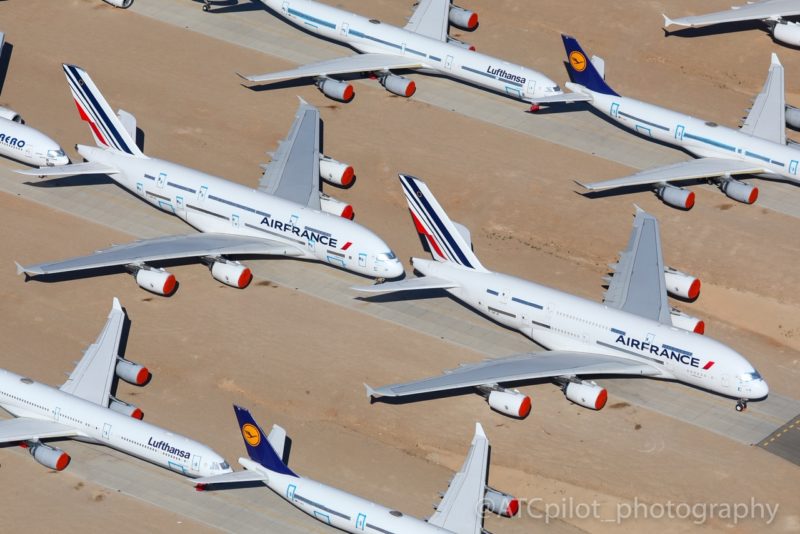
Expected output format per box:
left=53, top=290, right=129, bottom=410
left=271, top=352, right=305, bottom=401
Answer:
left=544, top=36, right=800, bottom=209
left=664, top=1, right=800, bottom=47
left=236, top=0, right=569, bottom=109
left=194, top=406, right=517, bottom=533
left=355, top=175, right=768, bottom=416
left=0, top=298, right=232, bottom=477
left=17, top=65, right=402, bottom=295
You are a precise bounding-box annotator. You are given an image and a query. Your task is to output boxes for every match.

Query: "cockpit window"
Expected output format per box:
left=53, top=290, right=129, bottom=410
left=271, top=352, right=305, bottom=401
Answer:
left=47, top=149, right=65, bottom=158
left=739, top=371, right=762, bottom=382
left=376, top=252, right=396, bottom=261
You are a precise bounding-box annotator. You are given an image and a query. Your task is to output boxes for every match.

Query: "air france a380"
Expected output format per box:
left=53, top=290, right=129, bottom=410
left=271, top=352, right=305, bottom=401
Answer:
left=355, top=175, right=768, bottom=416
left=0, top=298, right=232, bottom=478
left=17, top=64, right=402, bottom=295
left=236, top=0, right=570, bottom=109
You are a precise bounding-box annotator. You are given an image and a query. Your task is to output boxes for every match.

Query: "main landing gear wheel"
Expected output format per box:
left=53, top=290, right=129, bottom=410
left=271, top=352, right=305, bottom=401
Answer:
left=202, top=1, right=210, bottom=11
left=736, top=400, right=748, bottom=412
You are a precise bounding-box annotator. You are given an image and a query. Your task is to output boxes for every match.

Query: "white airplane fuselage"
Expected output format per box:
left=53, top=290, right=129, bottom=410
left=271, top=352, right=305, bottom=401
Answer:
left=412, top=258, right=768, bottom=400
left=239, top=458, right=451, bottom=533
left=78, top=145, right=403, bottom=278
left=0, top=368, right=232, bottom=477
left=0, top=117, right=69, bottom=167
left=571, top=82, right=800, bottom=184
left=260, top=0, right=563, bottom=102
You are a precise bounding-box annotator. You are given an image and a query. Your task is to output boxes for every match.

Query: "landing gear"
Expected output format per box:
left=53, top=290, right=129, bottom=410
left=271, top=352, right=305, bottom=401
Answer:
left=202, top=1, right=210, bottom=11
left=735, top=400, right=748, bottom=412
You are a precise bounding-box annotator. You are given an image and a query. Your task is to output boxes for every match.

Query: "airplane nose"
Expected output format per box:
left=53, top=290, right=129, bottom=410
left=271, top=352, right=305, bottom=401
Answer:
left=753, top=379, right=769, bottom=399
left=385, top=259, right=404, bottom=279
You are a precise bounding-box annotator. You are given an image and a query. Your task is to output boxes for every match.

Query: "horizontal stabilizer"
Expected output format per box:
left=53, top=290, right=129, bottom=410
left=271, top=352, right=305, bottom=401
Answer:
left=194, top=467, right=269, bottom=487
left=16, top=161, right=119, bottom=177
left=531, top=91, right=593, bottom=105
left=352, top=275, right=457, bottom=294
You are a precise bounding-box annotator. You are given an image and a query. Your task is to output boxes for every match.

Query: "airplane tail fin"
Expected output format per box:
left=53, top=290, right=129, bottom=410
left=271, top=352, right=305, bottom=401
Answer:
left=399, top=174, right=487, bottom=271
left=62, top=64, right=144, bottom=157
left=233, top=405, right=297, bottom=477
left=561, top=35, right=619, bottom=97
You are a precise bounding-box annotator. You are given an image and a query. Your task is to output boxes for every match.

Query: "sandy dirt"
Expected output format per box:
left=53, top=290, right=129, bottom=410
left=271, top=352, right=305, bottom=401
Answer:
left=0, top=0, right=798, bottom=532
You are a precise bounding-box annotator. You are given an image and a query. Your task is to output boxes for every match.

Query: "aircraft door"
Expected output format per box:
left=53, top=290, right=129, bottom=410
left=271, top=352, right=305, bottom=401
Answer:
left=157, top=172, right=166, bottom=189
left=445, top=55, right=454, bottom=71
left=176, top=195, right=185, bottom=214
left=53, top=407, right=62, bottom=422
left=197, top=185, right=208, bottom=203
left=231, top=213, right=240, bottom=229
left=675, top=125, right=685, bottom=140
left=356, top=513, right=366, bottom=530
left=525, top=79, right=536, bottom=97
left=721, top=374, right=730, bottom=389
left=610, top=102, right=620, bottom=118
left=282, top=1, right=289, bottom=14
left=286, top=484, right=297, bottom=500
left=192, top=454, right=201, bottom=472
left=136, top=181, right=144, bottom=197
left=102, top=423, right=111, bottom=440
left=358, top=253, right=367, bottom=268
left=790, top=160, right=798, bottom=175
left=341, top=22, right=349, bottom=36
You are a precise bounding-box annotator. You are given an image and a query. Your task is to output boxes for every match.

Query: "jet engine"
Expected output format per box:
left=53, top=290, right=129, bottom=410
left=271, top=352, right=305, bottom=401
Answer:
left=319, top=156, right=354, bottom=187
left=211, top=260, right=253, bottom=289
left=670, top=308, right=705, bottom=334
left=134, top=267, right=177, bottom=296
left=772, top=21, right=800, bottom=47
left=446, top=36, right=476, bottom=51
left=116, top=358, right=151, bottom=386
left=786, top=105, right=800, bottom=130
left=0, top=106, right=22, bottom=123
left=487, top=389, right=531, bottom=418
left=103, top=0, right=134, bottom=7
left=663, top=267, right=700, bottom=300
left=449, top=5, right=478, bottom=30
left=380, top=74, right=416, bottom=98
left=720, top=179, right=758, bottom=204
left=484, top=487, right=520, bottom=517
left=316, top=77, right=355, bottom=103
left=27, top=442, right=70, bottom=471
left=564, top=381, right=607, bottom=410
left=657, top=184, right=695, bottom=210
left=110, top=397, right=144, bottom=420
left=320, top=193, right=354, bottom=219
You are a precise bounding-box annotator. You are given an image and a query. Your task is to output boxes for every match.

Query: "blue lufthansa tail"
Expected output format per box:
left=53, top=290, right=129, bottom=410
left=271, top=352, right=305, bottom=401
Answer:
left=561, top=35, right=618, bottom=96
left=233, top=405, right=297, bottom=477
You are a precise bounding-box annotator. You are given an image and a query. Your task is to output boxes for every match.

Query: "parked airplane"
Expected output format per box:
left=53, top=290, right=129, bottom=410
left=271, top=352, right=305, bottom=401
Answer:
left=236, top=0, right=569, bottom=109
left=355, top=175, right=768, bottom=415
left=194, top=405, right=517, bottom=533
left=16, top=64, right=402, bottom=295
left=0, top=298, right=232, bottom=477
left=664, top=1, right=800, bottom=47
left=544, top=36, right=800, bottom=209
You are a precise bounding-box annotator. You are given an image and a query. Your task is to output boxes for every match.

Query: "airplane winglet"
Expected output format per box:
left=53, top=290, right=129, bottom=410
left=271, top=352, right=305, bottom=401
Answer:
left=771, top=52, right=781, bottom=66
left=364, top=383, right=379, bottom=399
left=474, top=422, right=485, bottom=438
left=662, top=14, right=675, bottom=28
left=112, top=297, right=122, bottom=311
left=15, top=261, right=25, bottom=276
left=574, top=179, right=591, bottom=190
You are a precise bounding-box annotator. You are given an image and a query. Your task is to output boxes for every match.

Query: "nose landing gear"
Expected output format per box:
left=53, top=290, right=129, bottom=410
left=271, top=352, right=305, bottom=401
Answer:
left=735, top=400, right=748, bottom=412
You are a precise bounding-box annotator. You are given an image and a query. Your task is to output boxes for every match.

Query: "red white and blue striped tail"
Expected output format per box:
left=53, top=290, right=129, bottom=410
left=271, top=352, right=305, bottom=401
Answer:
left=63, top=64, right=144, bottom=157
left=399, top=174, right=486, bottom=271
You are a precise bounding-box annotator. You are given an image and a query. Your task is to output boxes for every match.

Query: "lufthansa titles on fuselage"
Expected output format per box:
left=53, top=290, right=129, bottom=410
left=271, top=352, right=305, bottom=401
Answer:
left=486, top=66, right=526, bottom=85
left=148, top=437, right=192, bottom=459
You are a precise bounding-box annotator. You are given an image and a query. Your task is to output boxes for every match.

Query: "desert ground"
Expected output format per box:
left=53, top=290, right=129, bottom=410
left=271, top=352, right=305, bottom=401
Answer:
left=0, top=0, right=798, bottom=532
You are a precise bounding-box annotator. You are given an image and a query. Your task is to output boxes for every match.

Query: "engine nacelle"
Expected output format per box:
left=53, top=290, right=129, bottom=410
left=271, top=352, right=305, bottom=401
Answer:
left=109, top=398, right=144, bottom=420
left=380, top=74, right=416, bottom=98
left=720, top=179, right=758, bottom=204
left=487, top=389, right=531, bottom=418
left=29, top=442, right=70, bottom=471
left=103, top=0, right=134, bottom=7
left=316, top=78, right=354, bottom=103
left=116, top=358, right=151, bottom=386
left=773, top=21, right=800, bottom=46
left=211, top=260, right=252, bottom=289
left=135, top=267, right=177, bottom=296
left=564, top=381, right=607, bottom=410
left=484, top=487, right=519, bottom=517
left=446, top=36, right=476, bottom=51
left=449, top=5, right=478, bottom=30
left=657, top=184, right=695, bottom=210
left=786, top=105, right=800, bottom=130
left=663, top=267, right=700, bottom=300
left=0, top=106, right=22, bottom=123
left=319, top=156, right=354, bottom=187
left=670, top=308, right=705, bottom=334
left=320, top=193, right=354, bottom=220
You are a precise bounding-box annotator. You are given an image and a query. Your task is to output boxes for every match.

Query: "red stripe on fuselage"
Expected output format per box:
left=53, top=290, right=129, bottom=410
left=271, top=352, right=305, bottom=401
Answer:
left=702, top=361, right=715, bottom=370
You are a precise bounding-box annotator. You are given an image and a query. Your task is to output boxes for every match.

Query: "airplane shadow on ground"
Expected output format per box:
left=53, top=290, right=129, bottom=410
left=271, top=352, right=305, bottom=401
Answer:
left=0, top=42, right=12, bottom=95
left=664, top=19, right=765, bottom=39
left=23, top=173, right=115, bottom=188
left=192, top=0, right=263, bottom=14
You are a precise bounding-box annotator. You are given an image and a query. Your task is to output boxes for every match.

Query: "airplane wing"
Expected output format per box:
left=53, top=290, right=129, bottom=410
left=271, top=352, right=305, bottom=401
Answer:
left=603, top=208, right=671, bottom=324
left=367, top=352, right=661, bottom=398
left=740, top=53, right=785, bottom=145
left=259, top=99, right=322, bottom=209
left=579, top=157, right=767, bottom=191
left=664, top=0, right=800, bottom=28
left=427, top=423, right=488, bottom=534
left=352, top=275, right=457, bottom=293
left=58, top=298, right=125, bottom=406
left=17, top=233, right=303, bottom=276
left=16, top=161, right=120, bottom=177
left=404, top=0, right=450, bottom=41
left=239, top=53, right=424, bottom=84
left=194, top=467, right=269, bottom=486
left=0, top=418, right=79, bottom=443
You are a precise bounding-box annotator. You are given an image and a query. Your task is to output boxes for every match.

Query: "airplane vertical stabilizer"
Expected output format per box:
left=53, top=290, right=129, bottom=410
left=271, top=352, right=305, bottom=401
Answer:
left=561, top=35, right=619, bottom=97
left=233, top=405, right=297, bottom=477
